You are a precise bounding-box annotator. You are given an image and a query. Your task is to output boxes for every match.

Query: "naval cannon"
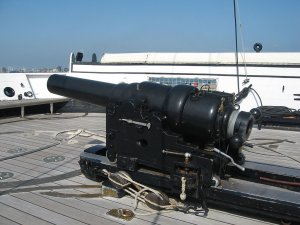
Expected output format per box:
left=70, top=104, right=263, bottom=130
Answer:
left=48, top=74, right=254, bottom=211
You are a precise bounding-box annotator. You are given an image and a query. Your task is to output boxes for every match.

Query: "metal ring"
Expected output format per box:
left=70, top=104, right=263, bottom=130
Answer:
left=4, top=87, right=15, bottom=97
left=253, top=43, right=263, bottom=52
left=227, top=110, right=240, bottom=138
left=24, top=91, right=33, bottom=97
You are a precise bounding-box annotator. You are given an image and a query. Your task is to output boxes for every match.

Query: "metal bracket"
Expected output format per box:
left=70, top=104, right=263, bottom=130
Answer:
left=119, top=118, right=151, bottom=129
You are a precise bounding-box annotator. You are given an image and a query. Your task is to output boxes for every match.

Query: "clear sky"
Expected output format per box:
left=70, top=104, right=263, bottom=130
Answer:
left=0, top=0, right=299, bottom=68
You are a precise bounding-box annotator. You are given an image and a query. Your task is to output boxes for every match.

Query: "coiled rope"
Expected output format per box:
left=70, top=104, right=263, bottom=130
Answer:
left=102, top=169, right=182, bottom=215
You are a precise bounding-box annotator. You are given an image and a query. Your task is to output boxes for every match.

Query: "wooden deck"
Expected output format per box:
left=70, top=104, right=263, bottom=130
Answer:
left=0, top=113, right=299, bottom=225
left=0, top=98, right=69, bottom=118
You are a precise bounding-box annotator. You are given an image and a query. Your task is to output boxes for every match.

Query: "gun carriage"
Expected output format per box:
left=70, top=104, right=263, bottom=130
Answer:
left=48, top=74, right=300, bottom=222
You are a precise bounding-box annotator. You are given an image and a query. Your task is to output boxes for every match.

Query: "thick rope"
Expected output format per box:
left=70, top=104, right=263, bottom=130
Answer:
left=102, top=169, right=180, bottom=215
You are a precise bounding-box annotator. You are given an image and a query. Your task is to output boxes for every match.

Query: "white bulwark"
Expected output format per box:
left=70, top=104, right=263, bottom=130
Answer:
left=1, top=52, right=299, bottom=112
left=70, top=52, right=300, bottom=112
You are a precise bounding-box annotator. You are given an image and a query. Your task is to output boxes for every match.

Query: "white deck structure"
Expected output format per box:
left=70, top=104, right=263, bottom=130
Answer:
left=1, top=52, right=299, bottom=112
left=70, top=52, right=300, bottom=111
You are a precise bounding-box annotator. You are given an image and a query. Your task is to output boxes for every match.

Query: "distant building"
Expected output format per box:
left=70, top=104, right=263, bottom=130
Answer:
left=1, top=67, right=8, bottom=73
left=0, top=66, right=68, bottom=73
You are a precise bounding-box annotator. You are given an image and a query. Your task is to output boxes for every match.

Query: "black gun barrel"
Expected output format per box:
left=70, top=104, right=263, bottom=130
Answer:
left=47, top=74, right=254, bottom=147
left=47, top=74, right=115, bottom=106
left=47, top=74, right=174, bottom=110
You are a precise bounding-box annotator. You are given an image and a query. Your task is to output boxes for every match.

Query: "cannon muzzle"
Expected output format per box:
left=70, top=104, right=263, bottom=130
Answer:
left=47, top=74, right=115, bottom=106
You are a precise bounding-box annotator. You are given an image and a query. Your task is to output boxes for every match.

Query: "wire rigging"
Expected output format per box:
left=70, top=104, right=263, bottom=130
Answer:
left=235, top=0, right=248, bottom=81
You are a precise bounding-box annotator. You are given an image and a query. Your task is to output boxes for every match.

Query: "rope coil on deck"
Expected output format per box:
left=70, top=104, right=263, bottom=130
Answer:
left=102, top=169, right=185, bottom=215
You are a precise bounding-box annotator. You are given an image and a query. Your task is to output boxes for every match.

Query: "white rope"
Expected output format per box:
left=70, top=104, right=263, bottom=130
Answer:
left=236, top=0, right=248, bottom=80
left=102, top=169, right=179, bottom=216
left=180, top=177, right=187, bottom=201
left=54, top=129, right=106, bottom=142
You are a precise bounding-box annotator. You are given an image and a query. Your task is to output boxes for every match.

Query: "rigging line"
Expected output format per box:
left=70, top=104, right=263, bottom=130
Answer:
left=1, top=185, right=100, bottom=196
left=235, top=0, right=248, bottom=79
left=250, top=87, right=263, bottom=106
left=257, top=145, right=300, bottom=164
left=242, top=148, right=285, bottom=157
left=233, top=0, right=240, bottom=92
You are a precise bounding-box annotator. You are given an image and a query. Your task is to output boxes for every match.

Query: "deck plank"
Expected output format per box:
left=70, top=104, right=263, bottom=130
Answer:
left=1, top=113, right=297, bottom=224
left=78, top=195, right=274, bottom=225
left=0, top=215, right=21, bottom=225
left=0, top=202, right=54, bottom=225
left=245, top=128, right=300, bottom=169
left=0, top=195, right=87, bottom=225
left=36, top=191, right=209, bottom=225
left=13, top=192, right=125, bottom=225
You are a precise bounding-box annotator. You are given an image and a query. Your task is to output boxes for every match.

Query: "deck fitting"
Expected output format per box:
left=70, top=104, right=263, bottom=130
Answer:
left=0, top=172, right=14, bottom=180
left=101, top=180, right=126, bottom=198
left=43, top=155, right=65, bottom=163
left=7, top=147, right=27, bottom=154
left=107, top=208, right=135, bottom=221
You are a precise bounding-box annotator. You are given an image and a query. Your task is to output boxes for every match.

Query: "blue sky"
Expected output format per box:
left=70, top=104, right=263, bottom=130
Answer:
left=0, top=0, right=299, bottom=68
